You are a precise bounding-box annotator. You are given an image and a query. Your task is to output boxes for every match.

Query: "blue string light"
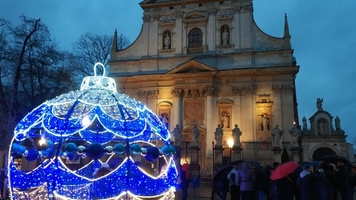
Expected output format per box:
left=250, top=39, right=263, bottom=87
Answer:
left=7, top=63, right=178, bottom=199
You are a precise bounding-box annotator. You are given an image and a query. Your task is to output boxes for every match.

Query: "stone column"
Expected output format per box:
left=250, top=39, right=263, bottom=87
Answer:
left=205, top=87, right=215, bottom=175
left=232, top=7, right=241, bottom=49
left=171, top=88, right=183, bottom=127
left=207, top=8, right=217, bottom=51
left=206, top=93, right=214, bottom=156
left=174, top=12, right=183, bottom=54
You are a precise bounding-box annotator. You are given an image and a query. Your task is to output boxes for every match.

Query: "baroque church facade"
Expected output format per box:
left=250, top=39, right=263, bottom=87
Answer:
left=108, top=0, right=352, bottom=176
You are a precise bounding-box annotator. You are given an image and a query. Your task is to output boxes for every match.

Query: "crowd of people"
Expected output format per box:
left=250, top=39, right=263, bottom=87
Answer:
left=210, top=160, right=356, bottom=200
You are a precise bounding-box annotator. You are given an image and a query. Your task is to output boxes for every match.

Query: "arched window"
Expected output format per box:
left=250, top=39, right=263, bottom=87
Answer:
left=188, top=28, right=202, bottom=48
left=221, top=25, right=229, bottom=45
left=163, top=30, right=171, bottom=49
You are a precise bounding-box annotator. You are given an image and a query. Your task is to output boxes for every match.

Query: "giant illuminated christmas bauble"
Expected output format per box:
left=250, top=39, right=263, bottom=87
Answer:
left=7, top=63, right=178, bottom=199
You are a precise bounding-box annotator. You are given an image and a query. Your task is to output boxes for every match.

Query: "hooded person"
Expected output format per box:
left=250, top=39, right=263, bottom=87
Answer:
left=296, top=163, right=322, bottom=200
left=237, top=161, right=256, bottom=200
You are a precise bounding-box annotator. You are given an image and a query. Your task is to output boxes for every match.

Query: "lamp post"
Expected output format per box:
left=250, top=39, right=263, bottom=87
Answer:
left=212, top=141, right=215, bottom=175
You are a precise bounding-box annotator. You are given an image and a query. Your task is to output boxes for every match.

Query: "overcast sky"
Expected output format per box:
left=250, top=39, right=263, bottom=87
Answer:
left=1, top=0, right=355, bottom=144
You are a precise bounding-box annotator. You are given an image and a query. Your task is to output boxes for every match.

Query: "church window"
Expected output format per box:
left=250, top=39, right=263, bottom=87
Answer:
left=188, top=28, right=202, bottom=48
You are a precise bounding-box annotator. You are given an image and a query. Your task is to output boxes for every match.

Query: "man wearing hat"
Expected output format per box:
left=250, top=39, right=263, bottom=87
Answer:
left=296, top=163, right=322, bottom=200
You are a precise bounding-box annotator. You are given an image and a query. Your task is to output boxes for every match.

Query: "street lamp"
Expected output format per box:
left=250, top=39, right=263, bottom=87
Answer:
left=227, top=139, right=234, bottom=149
left=227, top=139, right=234, bottom=163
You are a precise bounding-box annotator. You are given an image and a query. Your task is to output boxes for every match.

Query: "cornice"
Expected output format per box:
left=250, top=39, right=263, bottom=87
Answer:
left=272, top=84, right=295, bottom=93
left=137, top=90, right=159, bottom=99
left=171, top=86, right=216, bottom=98
left=232, top=84, right=257, bottom=95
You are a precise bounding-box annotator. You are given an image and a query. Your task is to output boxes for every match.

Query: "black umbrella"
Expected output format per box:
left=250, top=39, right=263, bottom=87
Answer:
left=211, top=165, right=233, bottom=199
left=212, top=160, right=244, bottom=181
left=321, top=154, right=350, bottom=164
left=237, top=160, right=262, bottom=169
left=213, top=165, right=233, bottom=181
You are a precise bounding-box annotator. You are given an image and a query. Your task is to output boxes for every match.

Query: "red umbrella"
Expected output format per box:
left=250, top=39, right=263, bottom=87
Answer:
left=270, top=161, right=299, bottom=180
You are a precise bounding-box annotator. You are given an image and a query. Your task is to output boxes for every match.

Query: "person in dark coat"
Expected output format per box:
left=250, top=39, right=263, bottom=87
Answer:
left=237, top=161, right=256, bottom=200
left=227, top=162, right=240, bottom=200
left=316, top=161, right=334, bottom=200
left=255, top=165, right=269, bottom=200
left=296, top=163, right=322, bottom=200
left=264, top=165, right=274, bottom=200
left=179, top=163, right=191, bottom=200
left=335, top=161, right=348, bottom=200
left=271, top=177, right=292, bottom=200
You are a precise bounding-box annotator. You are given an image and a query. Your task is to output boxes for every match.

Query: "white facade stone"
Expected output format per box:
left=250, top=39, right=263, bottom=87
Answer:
left=109, top=0, right=352, bottom=174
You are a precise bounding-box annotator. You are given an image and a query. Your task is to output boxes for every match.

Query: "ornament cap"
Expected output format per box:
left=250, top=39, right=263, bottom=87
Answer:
left=80, top=62, right=117, bottom=92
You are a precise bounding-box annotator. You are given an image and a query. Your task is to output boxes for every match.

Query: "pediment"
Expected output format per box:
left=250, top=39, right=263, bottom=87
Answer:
left=167, top=60, right=217, bottom=74
left=185, top=13, right=207, bottom=20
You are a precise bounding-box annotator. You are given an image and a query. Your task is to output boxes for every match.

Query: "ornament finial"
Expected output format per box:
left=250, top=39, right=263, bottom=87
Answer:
left=80, top=62, right=117, bottom=92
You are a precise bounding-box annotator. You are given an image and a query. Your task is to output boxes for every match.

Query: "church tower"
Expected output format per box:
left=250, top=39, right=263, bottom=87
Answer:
left=109, top=0, right=299, bottom=176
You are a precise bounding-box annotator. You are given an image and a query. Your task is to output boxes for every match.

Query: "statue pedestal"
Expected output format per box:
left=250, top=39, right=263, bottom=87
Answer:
left=189, top=164, right=201, bottom=177
left=231, top=146, right=242, bottom=161
left=290, top=146, right=301, bottom=163
left=213, top=146, right=223, bottom=165
left=189, top=146, right=200, bottom=177
left=271, top=147, right=282, bottom=164
left=173, top=145, right=182, bottom=165
left=189, top=146, right=200, bottom=165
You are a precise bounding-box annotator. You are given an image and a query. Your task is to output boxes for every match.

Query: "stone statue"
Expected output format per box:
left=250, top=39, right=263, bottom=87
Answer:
left=214, top=124, right=223, bottom=147
left=222, top=28, right=229, bottom=45
left=317, top=98, right=323, bottom=111
left=172, top=124, right=182, bottom=146
left=289, top=124, right=301, bottom=147
left=262, top=113, right=269, bottom=131
left=161, top=114, right=169, bottom=130
left=335, top=116, right=341, bottom=130
left=192, top=124, right=200, bottom=146
left=334, top=116, right=345, bottom=135
left=232, top=124, right=242, bottom=147
left=164, top=33, right=170, bottom=49
left=272, top=125, right=283, bottom=147
left=302, top=116, right=307, bottom=130
left=221, top=113, right=230, bottom=128
left=318, top=120, right=325, bottom=135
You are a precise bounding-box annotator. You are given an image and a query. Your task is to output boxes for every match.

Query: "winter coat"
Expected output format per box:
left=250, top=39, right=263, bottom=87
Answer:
left=296, top=170, right=322, bottom=200
left=271, top=178, right=292, bottom=200
left=237, top=162, right=256, bottom=191
left=179, top=170, right=190, bottom=190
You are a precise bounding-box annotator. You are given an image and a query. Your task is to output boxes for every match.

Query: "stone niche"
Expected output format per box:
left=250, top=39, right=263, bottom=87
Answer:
left=217, top=99, right=233, bottom=130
